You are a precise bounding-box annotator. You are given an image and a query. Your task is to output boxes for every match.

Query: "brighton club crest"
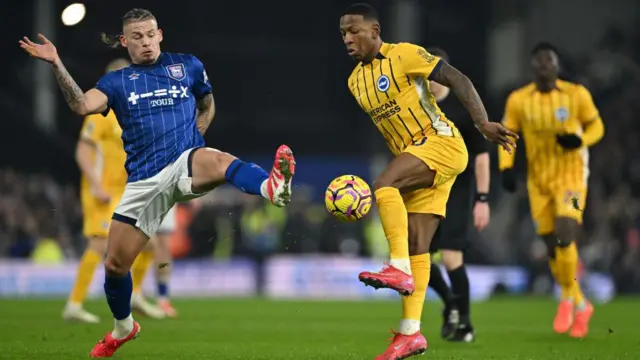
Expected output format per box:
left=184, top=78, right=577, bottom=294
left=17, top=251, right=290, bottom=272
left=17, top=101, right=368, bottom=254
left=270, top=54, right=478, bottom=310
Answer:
left=555, top=107, right=569, bottom=122
left=377, top=74, right=390, bottom=92
left=166, top=63, right=186, bottom=81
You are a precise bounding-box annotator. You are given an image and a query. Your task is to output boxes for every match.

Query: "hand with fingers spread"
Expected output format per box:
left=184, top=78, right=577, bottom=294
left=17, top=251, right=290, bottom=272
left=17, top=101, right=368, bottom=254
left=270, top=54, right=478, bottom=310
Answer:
left=476, top=122, right=519, bottom=154
left=19, top=33, right=59, bottom=64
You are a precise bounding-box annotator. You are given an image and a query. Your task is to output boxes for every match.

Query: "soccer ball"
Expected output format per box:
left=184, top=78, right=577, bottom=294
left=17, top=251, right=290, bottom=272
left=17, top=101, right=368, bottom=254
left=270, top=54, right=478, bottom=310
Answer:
left=325, top=175, right=372, bottom=222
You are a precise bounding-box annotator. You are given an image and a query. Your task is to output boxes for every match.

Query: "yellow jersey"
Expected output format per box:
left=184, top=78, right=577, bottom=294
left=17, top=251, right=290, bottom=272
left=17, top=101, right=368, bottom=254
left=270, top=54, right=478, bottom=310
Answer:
left=347, top=42, right=462, bottom=156
left=498, top=80, right=602, bottom=186
left=79, top=110, right=128, bottom=198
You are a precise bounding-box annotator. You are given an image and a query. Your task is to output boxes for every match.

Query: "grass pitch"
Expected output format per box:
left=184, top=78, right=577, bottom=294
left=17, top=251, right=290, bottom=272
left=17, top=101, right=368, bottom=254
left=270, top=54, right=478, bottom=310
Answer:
left=0, top=297, right=638, bottom=359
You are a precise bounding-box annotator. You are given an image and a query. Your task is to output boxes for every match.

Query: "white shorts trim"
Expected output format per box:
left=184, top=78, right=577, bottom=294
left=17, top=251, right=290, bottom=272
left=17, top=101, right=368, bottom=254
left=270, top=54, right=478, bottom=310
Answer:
left=113, top=147, right=204, bottom=237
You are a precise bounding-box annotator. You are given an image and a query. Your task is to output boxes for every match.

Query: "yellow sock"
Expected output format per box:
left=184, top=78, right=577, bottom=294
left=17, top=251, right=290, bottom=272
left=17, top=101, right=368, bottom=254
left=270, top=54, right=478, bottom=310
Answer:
left=374, top=187, right=410, bottom=274
left=68, top=248, right=102, bottom=305
left=555, top=242, right=580, bottom=301
left=399, top=254, right=430, bottom=334
left=132, top=250, right=154, bottom=294
left=572, top=282, right=586, bottom=307
left=548, top=259, right=560, bottom=286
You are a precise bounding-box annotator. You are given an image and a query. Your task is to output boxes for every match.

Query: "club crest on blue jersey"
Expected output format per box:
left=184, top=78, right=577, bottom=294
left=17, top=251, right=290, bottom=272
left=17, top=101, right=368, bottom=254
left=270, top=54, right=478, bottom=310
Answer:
left=166, top=64, right=186, bottom=81
left=555, top=107, right=569, bottom=122
left=377, top=75, right=390, bottom=92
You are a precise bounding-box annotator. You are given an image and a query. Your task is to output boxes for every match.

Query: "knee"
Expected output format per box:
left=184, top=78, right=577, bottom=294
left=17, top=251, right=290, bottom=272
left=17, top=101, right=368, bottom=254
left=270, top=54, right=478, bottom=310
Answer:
left=441, top=250, right=463, bottom=270
left=193, top=148, right=237, bottom=182
left=373, top=176, right=395, bottom=191
left=104, top=256, right=129, bottom=277
left=554, top=218, right=578, bottom=247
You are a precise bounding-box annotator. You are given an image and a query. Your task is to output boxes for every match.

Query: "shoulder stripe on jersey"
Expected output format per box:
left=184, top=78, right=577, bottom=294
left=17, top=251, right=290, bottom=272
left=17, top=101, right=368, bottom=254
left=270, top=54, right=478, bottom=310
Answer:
left=398, top=55, right=412, bottom=86
left=387, top=58, right=401, bottom=93
left=407, top=108, right=425, bottom=132
left=369, top=65, right=381, bottom=104
left=352, top=75, right=364, bottom=109
left=360, top=67, right=373, bottom=108
left=379, top=60, right=390, bottom=99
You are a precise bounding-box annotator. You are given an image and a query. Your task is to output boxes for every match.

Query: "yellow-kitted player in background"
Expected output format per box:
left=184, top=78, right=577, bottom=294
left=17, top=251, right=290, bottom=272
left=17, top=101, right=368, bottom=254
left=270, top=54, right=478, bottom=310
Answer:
left=62, top=58, right=167, bottom=323
left=499, top=43, right=604, bottom=338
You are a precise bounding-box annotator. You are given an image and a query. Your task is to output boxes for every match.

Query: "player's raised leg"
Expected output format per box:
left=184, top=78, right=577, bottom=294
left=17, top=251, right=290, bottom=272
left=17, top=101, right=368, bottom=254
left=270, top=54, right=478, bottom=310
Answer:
left=63, top=236, right=106, bottom=323
left=89, top=221, right=148, bottom=358
left=358, top=153, right=438, bottom=296
left=189, top=145, right=295, bottom=207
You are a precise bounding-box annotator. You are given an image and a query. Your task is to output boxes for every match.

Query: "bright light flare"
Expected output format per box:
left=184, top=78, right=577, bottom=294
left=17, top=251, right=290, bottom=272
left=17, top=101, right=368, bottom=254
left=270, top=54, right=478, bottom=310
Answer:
left=61, top=3, right=86, bottom=26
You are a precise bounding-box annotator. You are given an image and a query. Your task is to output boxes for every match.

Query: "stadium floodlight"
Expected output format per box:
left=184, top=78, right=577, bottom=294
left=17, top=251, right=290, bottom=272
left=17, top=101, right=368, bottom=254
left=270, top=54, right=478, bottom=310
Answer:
left=61, top=3, right=86, bottom=26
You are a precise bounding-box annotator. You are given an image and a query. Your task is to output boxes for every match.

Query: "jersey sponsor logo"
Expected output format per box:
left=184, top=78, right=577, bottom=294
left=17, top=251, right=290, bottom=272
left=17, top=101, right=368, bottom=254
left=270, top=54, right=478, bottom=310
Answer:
left=377, top=75, right=390, bottom=92
left=368, top=99, right=402, bottom=125
left=127, top=85, right=189, bottom=106
left=128, top=73, right=140, bottom=81
left=166, top=63, right=186, bottom=81
left=555, top=107, right=569, bottom=122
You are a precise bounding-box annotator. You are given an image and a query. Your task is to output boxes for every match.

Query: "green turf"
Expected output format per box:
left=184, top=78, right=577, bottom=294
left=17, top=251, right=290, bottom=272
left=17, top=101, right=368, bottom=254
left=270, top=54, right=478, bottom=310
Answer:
left=0, top=297, right=638, bottom=359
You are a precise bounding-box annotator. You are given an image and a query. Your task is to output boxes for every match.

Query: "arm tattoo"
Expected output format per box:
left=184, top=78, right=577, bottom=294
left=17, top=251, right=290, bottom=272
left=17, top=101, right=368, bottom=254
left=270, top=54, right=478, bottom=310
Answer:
left=196, top=93, right=215, bottom=135
left=431, top=62, right=488, bottom=126
left=52, top=61, right=85, bottom=113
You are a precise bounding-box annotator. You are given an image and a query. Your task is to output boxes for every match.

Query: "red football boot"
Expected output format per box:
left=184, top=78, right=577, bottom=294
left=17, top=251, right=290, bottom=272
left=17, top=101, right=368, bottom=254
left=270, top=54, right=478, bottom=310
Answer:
left=553, top=300, right=574, bottom=334
left=90, top=321, right=141, bottom=358
left=569, top=301, right=594, bottom=338
left=264, top=144, right=296, bottom=207
left=374, top=330, right=427, bottom=360
left=359, top=263, right=415, bottom=296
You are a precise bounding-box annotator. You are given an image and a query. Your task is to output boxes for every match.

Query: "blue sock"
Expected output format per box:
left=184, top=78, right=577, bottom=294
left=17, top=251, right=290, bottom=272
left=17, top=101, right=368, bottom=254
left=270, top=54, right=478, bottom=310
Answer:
left=157, top=281, right=169, bottom=298
left=224, top=159, right=269, bottom=196
left=104, top=272, right=133, bottom=320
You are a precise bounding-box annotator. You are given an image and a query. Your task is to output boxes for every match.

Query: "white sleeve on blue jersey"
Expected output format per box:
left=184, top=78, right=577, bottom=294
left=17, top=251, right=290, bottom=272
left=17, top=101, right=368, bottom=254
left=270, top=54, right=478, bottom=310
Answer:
left=190, top=55, right=212, bottom=100
left=95, top=74, right=115, bottom=108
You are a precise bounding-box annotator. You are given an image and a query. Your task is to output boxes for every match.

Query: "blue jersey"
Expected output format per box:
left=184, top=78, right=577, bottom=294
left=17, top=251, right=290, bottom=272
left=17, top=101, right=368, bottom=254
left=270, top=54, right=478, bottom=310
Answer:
left=96, top=52, right=212, bottom=182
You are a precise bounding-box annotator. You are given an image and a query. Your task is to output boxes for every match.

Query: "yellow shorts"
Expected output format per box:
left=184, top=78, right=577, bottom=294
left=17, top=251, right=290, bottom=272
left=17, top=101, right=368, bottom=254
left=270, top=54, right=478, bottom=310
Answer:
left=401, top=135, right=468, bottom=217
left=81, top=191, right=122, bottom=238
left=528, top=180, right=587, bottom=235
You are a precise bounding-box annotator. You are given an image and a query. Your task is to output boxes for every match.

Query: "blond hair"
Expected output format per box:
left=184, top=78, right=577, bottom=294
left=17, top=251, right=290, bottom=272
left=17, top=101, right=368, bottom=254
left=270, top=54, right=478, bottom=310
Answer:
left=105, top=58, right=130, bottom=73
left=101, top=8, right=156, bottom=49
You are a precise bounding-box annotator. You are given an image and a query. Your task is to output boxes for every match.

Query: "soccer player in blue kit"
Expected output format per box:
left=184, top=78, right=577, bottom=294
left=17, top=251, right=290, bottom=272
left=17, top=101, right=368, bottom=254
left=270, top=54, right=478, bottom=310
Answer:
left=20, top=9, right=295, bottom=357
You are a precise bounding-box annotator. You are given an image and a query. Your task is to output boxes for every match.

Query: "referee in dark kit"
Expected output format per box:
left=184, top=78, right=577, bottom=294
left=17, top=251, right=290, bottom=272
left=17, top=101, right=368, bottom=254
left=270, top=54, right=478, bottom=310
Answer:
left=426, top=47, right=490, bottom=343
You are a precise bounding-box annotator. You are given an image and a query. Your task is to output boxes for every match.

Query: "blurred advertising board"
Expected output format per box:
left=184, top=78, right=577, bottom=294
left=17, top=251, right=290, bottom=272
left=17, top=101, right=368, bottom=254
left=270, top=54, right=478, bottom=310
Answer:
left=264, top=255, right=529, bottom=301
left=0, top=259, right=255, bottom=297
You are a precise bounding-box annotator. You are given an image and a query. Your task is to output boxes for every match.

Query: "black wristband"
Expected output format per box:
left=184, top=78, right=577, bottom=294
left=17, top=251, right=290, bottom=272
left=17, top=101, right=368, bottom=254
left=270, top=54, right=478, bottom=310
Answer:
left=475, top=193, right=489, bottom=202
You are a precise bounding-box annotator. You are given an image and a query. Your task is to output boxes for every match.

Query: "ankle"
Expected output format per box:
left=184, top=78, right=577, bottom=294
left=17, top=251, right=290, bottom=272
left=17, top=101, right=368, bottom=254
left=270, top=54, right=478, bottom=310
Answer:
left=389, top=258, right=412, bottom=275
left=398, top=319, right=420, bottom=335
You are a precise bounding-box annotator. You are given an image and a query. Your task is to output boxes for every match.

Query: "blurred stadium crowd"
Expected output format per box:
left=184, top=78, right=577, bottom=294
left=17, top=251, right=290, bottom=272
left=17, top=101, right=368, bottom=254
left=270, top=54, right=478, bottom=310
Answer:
left=1, top=27, right=639, bottom=293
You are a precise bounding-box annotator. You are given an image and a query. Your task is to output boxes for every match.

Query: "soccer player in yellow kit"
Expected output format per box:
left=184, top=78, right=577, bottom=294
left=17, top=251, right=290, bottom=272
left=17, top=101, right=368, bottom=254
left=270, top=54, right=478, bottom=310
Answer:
left=499, top=43, right=604, bottom=338
left=340, top=4, right=516, bottom=359
left=63, top=58, right=166, bottom=322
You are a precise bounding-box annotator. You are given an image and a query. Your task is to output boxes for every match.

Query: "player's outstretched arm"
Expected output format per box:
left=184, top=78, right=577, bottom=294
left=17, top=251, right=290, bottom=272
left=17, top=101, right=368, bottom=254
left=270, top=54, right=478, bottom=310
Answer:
left=430, top=62, right=518, bottom=153
left=195, top=94, right=215, bottom=135
left=19, top=34, right=107, bottom=116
